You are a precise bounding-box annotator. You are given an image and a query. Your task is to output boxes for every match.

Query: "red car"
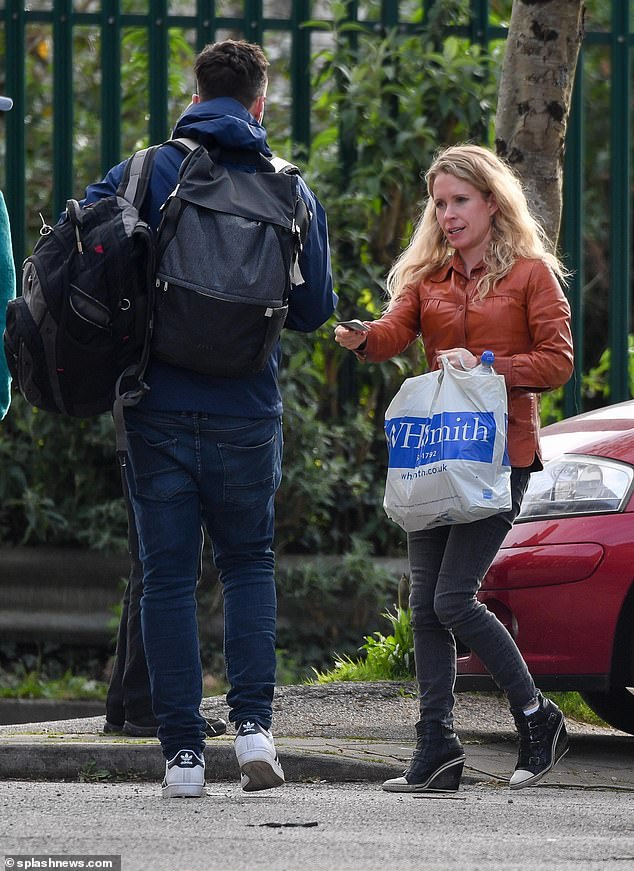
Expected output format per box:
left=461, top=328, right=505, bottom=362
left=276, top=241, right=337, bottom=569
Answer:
left=456, top=399, right=634, bottom=734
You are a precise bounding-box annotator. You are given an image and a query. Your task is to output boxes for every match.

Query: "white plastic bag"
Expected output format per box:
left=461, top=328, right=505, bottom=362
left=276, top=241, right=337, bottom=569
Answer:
left=383, top=355, right=511, bottom=532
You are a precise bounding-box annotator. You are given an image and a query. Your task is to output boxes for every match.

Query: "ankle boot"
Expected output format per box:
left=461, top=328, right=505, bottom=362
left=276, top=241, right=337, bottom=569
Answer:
left=382, top=720, right=465, bottom=793
left=509, top=694, right=569, bottom=789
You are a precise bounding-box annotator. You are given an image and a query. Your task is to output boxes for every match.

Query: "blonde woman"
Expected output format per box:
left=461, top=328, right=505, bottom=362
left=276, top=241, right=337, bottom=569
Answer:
left=335, top=144, right=574, bottom=793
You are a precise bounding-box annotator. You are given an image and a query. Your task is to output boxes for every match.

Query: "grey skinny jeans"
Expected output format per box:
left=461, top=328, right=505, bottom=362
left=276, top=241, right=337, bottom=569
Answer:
left=407, top=468, right=536, bottom=729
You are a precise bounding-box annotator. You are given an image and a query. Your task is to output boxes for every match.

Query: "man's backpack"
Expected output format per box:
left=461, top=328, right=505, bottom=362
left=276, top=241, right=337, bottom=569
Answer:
left=4, top=140, right=310, bottom=441
left=3, top=146, right=159, bottom=419
left=151, top=144, right=310, bottom=377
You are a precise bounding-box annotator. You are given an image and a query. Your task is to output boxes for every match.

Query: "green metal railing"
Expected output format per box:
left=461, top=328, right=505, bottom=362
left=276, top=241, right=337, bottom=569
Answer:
left=0, top=1, right=632, bottom=412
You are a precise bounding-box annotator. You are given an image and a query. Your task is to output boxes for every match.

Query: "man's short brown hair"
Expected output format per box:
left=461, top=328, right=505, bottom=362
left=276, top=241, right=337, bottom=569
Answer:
left=194, top=40, right=268, bottom=108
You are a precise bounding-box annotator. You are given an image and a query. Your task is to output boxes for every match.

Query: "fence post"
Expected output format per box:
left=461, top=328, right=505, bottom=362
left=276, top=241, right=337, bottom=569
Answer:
left=562, top=56, right=584, bottom=418
left=244, top=0, right=263, bottom=45
left=609, top=1, right=632, bottom=402
left=195, top=0, right=216, bottom=50
left=52, top=0, right=74, bottom=218
left=101, top=0, right=122, bottom=172
left=291, top=0, right=311, bottom=154
left=4, top=0, right=25, bottom=266
left=149, top=0, right=169, bottom=145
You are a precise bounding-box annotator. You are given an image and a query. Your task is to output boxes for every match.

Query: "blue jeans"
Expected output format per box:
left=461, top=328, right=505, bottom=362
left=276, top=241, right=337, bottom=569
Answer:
left=124, top=409, right=282, bottom=759
left=407, top=468, right=536, bottom=729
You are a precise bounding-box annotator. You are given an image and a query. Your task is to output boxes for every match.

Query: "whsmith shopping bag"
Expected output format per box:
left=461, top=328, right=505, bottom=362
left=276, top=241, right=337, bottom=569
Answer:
left=383, top=353, right=511, bottom=532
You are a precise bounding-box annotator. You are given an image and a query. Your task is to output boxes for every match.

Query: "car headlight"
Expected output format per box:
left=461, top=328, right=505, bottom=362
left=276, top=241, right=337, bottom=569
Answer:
left=518, top=454, right=634, bottom=520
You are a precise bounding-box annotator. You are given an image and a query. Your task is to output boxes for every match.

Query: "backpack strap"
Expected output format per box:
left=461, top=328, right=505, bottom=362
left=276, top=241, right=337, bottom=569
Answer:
left=116, top=145, right=160, bottom=209
left=270, top=155, right=309, bottom=284
left=270, top=156, right=301, bottom=175
left=113, top=139, right=202, bottom=460
left=169, top=137, right=200, bottom=154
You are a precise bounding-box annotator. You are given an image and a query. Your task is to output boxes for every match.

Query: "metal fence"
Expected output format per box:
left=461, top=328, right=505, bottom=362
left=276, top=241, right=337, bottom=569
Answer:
left=0, top=0, right=632, bottom=411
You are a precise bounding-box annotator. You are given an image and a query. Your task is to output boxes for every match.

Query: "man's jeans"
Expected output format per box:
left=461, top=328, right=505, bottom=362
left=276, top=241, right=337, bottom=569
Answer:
left=407, top=468, right=536, bottom=728
left=124, top=409, right=282, bottom=759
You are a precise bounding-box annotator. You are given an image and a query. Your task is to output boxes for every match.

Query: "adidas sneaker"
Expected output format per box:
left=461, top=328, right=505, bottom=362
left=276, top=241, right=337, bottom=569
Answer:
left=162, top=748, right=205, bottom=798
left=234, top=721, right=285, bottom=792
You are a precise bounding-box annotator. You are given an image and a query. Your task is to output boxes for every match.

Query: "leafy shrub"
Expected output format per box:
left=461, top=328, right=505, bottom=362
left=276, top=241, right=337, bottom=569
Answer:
left=312, top=602, right=415, bottom=683
left=0, top=396, right=127, bottom=549
left=0, top=3, right=504, bottom=557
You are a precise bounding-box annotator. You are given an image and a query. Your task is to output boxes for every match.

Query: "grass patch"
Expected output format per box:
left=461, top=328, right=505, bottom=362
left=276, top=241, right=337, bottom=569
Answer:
left=0, top=669, right=108, bottom=700
left=310, top=605, right=414, bottom=683
left=549, top=691, right=609, bottom=728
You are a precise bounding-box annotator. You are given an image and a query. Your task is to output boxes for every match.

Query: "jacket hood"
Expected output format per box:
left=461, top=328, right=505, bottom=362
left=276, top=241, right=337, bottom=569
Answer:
left=172, top=97, right=272, bottom=157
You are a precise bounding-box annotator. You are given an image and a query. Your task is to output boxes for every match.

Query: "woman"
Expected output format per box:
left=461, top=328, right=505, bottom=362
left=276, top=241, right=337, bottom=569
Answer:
left=335, top=144, right=574, bottom=793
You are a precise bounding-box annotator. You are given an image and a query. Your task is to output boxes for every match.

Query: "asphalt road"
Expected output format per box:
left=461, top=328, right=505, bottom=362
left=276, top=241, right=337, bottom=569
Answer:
left=1, top=777, right=633, bottom=871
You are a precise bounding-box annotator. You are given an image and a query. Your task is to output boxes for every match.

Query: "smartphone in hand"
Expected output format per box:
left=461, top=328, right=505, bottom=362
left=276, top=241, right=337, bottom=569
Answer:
left=338, top=319, right=369, bottom=332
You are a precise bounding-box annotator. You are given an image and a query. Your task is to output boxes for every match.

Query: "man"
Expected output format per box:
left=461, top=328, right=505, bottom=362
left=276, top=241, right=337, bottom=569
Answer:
left=82, top=40, right=336, bottom=798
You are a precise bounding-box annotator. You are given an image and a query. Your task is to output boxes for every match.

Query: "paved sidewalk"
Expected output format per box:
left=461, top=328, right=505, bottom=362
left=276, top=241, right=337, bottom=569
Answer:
left=1, top=682, right=632, bottom=791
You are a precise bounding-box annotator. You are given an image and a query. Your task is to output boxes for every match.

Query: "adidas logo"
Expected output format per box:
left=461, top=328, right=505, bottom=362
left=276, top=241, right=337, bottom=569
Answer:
left=179, top=751, right=193, bottom=766
left=240, top=721, right=258, bottom=734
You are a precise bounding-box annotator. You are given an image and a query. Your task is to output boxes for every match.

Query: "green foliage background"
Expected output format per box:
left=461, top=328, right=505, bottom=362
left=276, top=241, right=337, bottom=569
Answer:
left=0, top=0, right=616, bottom=557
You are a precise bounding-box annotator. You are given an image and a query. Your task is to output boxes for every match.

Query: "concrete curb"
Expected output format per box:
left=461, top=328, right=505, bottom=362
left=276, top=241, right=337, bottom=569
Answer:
left=2, top=683, right=632, bottom=791
left=1, top=732, right=630, bottom=790
left=0, top=739, right=408, bottom=784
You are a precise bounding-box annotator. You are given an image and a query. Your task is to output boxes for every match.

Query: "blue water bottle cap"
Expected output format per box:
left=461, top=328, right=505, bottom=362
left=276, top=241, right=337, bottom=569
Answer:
left=481, top=350, right=495, bottom=366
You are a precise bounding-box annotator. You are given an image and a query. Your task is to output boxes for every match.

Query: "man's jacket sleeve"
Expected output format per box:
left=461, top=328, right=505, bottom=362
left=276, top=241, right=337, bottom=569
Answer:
left=284, top=178, right=337, bottom=332
left=81, top=161, right=126, bottom=206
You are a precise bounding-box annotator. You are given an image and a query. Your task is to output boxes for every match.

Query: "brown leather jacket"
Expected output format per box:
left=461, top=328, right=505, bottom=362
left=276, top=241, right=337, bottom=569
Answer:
left=358, top=255, right=574, bottom=468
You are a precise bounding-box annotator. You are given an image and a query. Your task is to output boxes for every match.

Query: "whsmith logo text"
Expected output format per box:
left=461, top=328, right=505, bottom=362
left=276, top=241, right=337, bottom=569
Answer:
left=385, top=411, right=497, bottom=468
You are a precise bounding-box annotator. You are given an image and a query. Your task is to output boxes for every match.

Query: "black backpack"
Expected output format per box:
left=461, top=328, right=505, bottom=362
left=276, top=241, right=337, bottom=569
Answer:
left=151, top=143, right=310, bottom=377
left=4, top=140, right=309, bottom=449
left=3, top=145, right=159, bottom=421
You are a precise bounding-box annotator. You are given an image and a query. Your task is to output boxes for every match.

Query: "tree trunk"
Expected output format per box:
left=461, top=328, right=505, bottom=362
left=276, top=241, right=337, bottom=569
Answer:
left=494, top=0, right=585, bottom=249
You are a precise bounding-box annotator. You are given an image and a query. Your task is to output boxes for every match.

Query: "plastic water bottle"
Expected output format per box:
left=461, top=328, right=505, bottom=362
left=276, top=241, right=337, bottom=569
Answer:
left=480, top=350, right=495, bottom=371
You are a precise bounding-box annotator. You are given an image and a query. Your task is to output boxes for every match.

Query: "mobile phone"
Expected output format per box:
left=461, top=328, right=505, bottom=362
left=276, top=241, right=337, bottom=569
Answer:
left=339, top=319, right=370, bottom=333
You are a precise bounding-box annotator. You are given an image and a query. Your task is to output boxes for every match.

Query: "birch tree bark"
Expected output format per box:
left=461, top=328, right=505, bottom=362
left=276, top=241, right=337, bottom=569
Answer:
left=495, top=0, right=585, bottom=249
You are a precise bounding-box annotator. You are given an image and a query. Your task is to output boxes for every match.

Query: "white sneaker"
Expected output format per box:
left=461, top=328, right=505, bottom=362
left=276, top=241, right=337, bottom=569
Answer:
left=162, top=748, right=205, bottom=798
left=234, top=721, right=285, bottom=792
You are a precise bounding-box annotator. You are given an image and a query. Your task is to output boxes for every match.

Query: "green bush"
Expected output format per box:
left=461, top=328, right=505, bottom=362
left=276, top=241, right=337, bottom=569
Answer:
left=0, top=667, right=107, bottom=701
left=0, top=397, right=127, bottom=550
left=312, top=603, right=415, bottom=683
left=273, top=539, right=403, bottom=674
left=0, top=3, right=505, bottom=557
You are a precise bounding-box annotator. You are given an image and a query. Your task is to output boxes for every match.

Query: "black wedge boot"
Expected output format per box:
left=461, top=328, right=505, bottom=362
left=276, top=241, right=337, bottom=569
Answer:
left=382, top=720, right=465, bottom=793
left=509, top=694, right=569, bottom=789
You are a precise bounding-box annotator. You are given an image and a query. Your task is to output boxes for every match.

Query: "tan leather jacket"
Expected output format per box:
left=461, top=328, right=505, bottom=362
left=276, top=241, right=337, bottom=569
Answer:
left=358, top=255, right=574, bottom=468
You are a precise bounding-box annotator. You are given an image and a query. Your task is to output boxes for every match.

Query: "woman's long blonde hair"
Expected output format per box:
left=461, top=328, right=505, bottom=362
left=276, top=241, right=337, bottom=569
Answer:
left=386, top=144, right=569, bottom=304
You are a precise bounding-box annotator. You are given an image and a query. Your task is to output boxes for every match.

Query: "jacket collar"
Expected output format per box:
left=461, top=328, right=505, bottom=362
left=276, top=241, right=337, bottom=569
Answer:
left=428, top=252, right=485, bottom=282
left=172, top=97, right=272, bottom=157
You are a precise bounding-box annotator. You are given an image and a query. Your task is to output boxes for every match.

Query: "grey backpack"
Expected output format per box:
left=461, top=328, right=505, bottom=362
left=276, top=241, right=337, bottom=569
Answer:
left=152, top=142, right=310, bottom=378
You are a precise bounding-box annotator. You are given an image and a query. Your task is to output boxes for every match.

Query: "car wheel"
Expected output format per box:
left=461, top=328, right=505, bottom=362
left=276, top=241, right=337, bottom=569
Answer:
left=581, top=688, right=634, bottom=735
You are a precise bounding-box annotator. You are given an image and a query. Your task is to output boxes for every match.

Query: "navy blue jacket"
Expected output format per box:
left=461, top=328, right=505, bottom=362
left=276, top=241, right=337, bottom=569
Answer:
left=82, top=98, right=336, bottom=417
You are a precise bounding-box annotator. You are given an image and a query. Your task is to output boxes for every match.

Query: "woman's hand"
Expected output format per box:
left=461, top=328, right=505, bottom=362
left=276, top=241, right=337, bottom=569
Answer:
left=334, top=324, right=368, bottom=350
left=436, top=347, right=478, bottom=369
